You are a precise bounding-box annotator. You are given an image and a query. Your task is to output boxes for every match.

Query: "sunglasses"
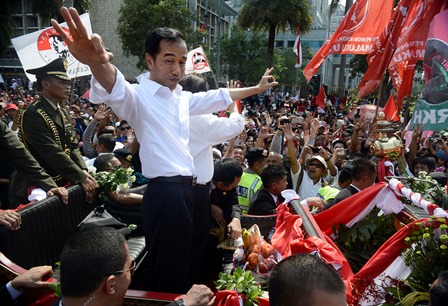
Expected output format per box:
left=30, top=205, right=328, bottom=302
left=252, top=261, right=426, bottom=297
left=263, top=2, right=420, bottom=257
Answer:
left=120, top=126, right=132, bottom=131
left=106, top=260, right=136, bottom=277
left=309, top=162, right=323, bottom=169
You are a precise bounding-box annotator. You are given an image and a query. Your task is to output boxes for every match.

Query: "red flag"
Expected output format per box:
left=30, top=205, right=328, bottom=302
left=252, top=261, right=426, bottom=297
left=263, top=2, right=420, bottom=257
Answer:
left=316, top=85, right=326, bottom=110
left=389, top=0, right=444, bottom=72
left=303, top=0, right=394, bottom=82
left=388, top=0, right=444, bottom=104
left=357, top=0, right=411, bottom=98
left=293, top=23, right=302, bottom=68
left=200, top=22, right=206, bottom=32
left=382, top=95, right=400, bottom=122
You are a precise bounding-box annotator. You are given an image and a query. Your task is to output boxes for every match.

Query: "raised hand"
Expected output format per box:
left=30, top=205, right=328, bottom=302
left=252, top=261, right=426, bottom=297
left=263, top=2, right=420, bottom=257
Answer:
left=257, top=68, right=278, bottom=91
left=51, top=7, right=114, bottom=66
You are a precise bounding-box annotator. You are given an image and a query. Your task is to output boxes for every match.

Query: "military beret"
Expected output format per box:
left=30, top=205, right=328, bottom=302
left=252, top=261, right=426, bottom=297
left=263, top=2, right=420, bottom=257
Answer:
left=245, top=148, right=268, bottom=162
left=26, top=57, right=71, bottom=81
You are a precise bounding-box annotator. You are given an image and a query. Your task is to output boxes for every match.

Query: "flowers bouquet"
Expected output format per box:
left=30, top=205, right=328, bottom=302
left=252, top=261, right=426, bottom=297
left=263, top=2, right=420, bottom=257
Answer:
left=89, top=166, right=136, bottom=202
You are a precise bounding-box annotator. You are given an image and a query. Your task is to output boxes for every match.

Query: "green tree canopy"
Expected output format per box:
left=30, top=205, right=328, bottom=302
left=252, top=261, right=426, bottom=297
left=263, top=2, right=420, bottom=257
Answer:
left=220, top=28, right=267, bottom=83
left=117, top=0, right=193, bottom=70
left=238, top=0, right=312, bottom=68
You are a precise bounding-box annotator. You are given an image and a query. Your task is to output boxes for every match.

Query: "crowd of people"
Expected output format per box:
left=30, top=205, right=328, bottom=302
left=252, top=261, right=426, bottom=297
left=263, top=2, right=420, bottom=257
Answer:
left=1, top=5, right=448, bottom=305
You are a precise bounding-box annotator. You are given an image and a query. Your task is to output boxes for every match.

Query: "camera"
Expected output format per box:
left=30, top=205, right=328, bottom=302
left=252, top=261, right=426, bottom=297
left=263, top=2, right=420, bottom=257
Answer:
left=310, top=146, right=320, bottom=153
left=280, top=118, right=291, bottom=125
left=430, top=137, right=440, bottom=143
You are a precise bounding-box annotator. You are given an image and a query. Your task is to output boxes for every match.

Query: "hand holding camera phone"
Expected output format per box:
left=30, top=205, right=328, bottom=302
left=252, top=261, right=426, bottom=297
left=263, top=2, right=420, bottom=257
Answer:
left=280, top=118, right=291, bottom=125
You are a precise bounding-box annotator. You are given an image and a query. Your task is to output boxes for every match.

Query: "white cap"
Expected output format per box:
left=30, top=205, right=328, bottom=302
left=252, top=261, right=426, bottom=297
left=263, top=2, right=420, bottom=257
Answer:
left=212, top=148, right=222, bottom=159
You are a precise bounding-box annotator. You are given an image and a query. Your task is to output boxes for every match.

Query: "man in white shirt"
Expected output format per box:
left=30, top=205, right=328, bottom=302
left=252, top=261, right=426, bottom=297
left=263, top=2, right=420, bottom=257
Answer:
left=179, top=75, right=245, bottom=283
left=53, top=7, right=278, bottom=294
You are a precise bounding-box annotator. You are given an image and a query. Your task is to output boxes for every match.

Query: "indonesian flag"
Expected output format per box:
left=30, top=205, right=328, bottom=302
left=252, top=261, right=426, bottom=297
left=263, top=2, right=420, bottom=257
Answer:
left=11, top=13, right=93, bottom=82
left=382, top=95, right=400, bottom=122
left=316, top=85, right=326, bottom=110
left=293, top=23, right=302, bottom=68
left=303, top=0, right=394, bottom=82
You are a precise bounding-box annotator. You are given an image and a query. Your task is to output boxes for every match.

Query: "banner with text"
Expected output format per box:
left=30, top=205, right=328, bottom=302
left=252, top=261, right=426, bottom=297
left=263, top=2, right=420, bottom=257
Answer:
left=12, top=13, right=92, bottom=82
left=409, top=99, right=448, bottom=131
left=303, top=0, right=393, bottom=82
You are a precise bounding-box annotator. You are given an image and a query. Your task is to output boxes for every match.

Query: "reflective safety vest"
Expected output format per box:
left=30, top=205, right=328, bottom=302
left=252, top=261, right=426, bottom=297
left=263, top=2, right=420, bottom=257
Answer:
left=317, top=185, right=340, bottom=202
left=236, top=172, right=262, bottom=214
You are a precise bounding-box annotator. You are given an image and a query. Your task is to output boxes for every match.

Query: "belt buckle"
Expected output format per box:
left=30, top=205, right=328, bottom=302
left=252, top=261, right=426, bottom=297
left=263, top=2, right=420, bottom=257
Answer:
left=192, top=176, right=197, bottom=186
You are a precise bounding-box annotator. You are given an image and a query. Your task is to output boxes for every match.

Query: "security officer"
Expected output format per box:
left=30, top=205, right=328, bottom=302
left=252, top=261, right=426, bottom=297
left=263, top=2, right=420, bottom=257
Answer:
left=10, top=58, right=96, bottom=208
left=236, top=147, right=268, bottom=214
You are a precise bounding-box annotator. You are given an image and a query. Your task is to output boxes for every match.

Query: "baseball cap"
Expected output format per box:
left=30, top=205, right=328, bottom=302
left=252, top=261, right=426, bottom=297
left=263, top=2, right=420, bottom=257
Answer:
left=306, top=155, right=328, bottom=171
left=212, top=148, right=222, bottom=159
left=5, top=103, right=18, bottom=111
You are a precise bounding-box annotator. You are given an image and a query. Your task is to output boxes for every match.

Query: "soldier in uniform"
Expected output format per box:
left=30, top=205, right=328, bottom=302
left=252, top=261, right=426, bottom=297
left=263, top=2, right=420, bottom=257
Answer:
left=1, top=120, right=68, bottom=211
left=10, top=58, right=96, bottom=208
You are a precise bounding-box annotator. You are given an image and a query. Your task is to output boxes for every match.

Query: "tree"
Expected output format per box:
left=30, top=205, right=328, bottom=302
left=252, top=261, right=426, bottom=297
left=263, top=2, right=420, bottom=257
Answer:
left=117, top=0, right=193, bottom=70
left=238, top=0, right=312, bottom=68
left=220, top=28, right=267, bottom=84
left=0, top=1, right=13, bottom=57
left=349, top=54, right=368, bottom=79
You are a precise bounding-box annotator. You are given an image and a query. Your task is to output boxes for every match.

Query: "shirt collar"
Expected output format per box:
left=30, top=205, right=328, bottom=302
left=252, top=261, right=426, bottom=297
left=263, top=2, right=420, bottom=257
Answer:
left=140, top=78, right=183, bottom=96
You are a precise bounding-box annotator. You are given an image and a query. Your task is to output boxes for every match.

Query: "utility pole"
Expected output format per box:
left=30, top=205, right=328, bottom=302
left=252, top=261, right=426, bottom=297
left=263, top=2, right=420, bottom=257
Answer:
left=322, top=0, right=338, bottom=87
left=337, top=0, right=353, bottom=96
left=216, top=0, right=223, bottom=85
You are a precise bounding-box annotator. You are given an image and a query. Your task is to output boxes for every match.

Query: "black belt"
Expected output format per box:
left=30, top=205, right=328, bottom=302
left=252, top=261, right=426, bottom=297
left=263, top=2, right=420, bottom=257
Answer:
left=194, top=181, right=211, bottom=189
left=148, top=175, right=197, bottom=186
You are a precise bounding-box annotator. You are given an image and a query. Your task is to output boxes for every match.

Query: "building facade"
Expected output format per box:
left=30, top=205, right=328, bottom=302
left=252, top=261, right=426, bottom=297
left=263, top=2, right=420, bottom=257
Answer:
left=0, top=0, right=237, bottom=84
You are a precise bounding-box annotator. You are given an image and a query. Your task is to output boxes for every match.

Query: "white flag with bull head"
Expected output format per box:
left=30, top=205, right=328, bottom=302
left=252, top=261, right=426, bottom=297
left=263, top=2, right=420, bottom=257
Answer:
left=12, top=13, right=93, bottom=82
left=185, top=46, right=211, bottom=74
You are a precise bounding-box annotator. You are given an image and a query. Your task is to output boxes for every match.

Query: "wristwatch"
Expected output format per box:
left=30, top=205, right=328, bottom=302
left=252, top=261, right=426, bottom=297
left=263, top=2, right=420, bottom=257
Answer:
left=175, top=298, right=186, bottom=306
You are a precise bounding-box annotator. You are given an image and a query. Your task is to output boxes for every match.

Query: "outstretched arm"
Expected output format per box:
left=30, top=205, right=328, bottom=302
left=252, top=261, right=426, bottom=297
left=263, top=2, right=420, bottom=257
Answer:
left=51, top=7, right=116, bottom=93
left=228, top=68, right=278, bottom=101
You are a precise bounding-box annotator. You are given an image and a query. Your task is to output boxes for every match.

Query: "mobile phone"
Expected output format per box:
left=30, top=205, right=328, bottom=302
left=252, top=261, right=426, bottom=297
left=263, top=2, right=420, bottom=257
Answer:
left=280, top=118, right=291, bottom=125
left=347, top=159, right=353, bottom=166
left=291, top=117, right=303, bottom=124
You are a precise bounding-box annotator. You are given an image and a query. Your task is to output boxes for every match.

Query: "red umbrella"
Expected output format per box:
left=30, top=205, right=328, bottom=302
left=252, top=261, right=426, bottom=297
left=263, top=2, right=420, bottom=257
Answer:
left=81, top=89, right=90, bottom=98
left=348, top=104, right=382, bottom=121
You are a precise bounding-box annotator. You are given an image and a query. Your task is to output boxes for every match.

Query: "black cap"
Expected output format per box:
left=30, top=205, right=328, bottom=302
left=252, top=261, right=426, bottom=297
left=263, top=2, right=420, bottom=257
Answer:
left=245, top=148, right=268, bottom=162
left=113, top=149, right=134, bottom=164
left=26, top=58, right=71, bottom=81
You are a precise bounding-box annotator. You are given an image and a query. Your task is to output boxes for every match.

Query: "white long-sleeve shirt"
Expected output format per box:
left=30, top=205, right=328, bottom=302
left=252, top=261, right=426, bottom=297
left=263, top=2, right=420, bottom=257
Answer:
left=189, top=113, right=244, bottom=184
left=90, top=69, right=232, bottom=178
